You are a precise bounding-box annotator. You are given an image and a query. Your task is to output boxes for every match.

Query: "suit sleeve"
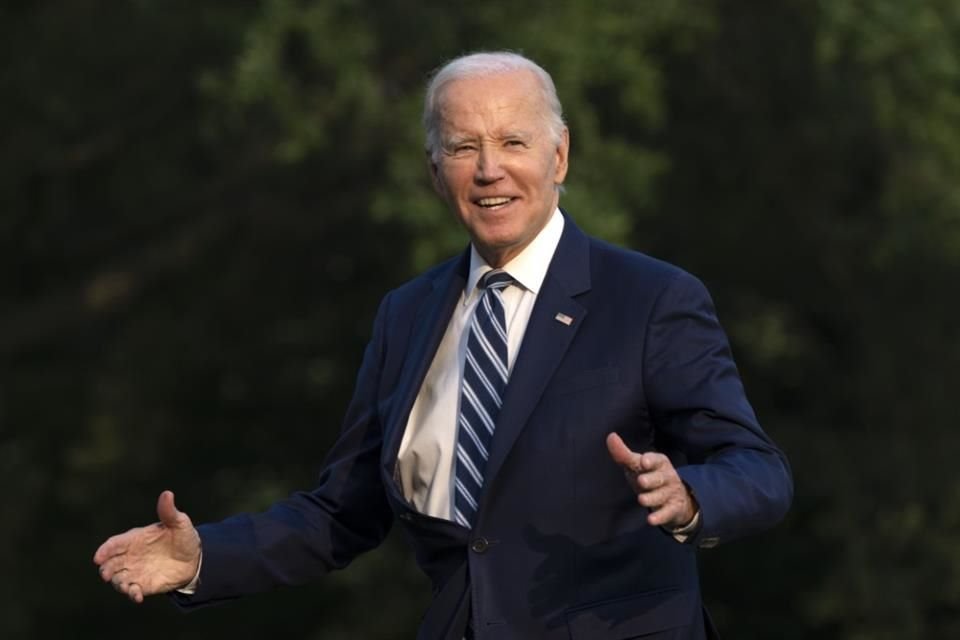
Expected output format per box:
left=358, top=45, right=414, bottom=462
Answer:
left=173, top=293, right=395, bottom=608
left=643, top=270, right=793, bottom=547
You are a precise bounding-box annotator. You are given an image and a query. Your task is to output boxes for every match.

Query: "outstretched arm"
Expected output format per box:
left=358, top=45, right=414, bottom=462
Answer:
left=93, top=490, right=201, bottom=603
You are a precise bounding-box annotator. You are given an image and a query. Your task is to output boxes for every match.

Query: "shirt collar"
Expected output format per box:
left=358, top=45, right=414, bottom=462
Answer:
left=464, top=208, right=565, bottom=304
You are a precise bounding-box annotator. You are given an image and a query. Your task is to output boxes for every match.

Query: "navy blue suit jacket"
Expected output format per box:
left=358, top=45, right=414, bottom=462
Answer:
left=178, top=214, right=792, bottom=639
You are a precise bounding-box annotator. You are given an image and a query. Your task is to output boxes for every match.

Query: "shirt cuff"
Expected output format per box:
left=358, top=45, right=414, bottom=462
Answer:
left=665, top=509, right=702, bottom=543
left=175, top=550, right=203, bottom=595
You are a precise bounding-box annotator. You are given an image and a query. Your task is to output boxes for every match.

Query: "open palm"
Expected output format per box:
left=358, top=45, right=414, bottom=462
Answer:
left=93, top=490, right=201, bottom=603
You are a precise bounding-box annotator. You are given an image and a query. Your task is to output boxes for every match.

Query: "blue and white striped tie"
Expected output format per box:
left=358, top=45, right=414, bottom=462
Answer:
left=454, top=270, right=514, bottom=528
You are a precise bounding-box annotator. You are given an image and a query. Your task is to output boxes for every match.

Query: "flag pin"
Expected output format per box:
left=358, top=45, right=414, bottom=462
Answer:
left=554, top=312, right=573, bottom=326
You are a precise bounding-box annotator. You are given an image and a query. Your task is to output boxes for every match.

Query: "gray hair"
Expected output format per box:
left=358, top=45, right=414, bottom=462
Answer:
left=423, top=51, right=566, bottom=162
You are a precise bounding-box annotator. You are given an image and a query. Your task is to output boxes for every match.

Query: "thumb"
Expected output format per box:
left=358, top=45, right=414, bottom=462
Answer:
left=606, top=432, right=641, bottom=471
left=156, top=490, right=186, bottom=529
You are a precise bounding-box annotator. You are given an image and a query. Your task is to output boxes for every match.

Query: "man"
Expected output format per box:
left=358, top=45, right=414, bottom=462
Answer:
left=94, top=51, right=792, bottom=639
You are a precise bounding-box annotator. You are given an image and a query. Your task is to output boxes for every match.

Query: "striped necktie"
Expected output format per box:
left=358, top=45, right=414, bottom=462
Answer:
left=454, top=269, right=514, bottom=528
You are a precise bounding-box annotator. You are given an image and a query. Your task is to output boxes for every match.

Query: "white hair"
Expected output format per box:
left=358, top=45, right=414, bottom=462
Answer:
left=423, top=51, right=566, bottom=162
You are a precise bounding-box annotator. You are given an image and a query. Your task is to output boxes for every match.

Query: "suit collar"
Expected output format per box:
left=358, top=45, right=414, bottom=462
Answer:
left=544, top=208, right=592, bottom=296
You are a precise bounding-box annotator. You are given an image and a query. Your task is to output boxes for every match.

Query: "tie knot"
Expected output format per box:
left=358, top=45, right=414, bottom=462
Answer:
left=480, top=270, right=514, bottom=291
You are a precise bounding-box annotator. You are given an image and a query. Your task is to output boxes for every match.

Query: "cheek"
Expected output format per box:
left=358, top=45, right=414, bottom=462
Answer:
left=522, top=158, right=556, bottom=190
left=441, top=162, right=472, bottom=186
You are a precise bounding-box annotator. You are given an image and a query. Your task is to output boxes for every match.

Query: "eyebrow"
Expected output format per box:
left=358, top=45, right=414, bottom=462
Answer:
left=498, top=130, right=532, bottom=140
left=443, top=134, right=476, bottom=147
left=442, top=130, right=533, bottom=147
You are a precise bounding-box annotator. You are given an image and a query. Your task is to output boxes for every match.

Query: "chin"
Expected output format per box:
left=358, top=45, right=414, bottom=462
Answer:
left=477, top=231, right=519, bottom=251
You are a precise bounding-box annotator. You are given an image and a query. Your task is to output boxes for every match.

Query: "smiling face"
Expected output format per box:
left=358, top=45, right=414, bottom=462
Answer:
left=429, top=70, right=569, bottom=268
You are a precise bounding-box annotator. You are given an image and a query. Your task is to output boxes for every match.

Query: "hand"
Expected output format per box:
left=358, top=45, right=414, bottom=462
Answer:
left=93, top=490, right=201, bottom=603
left=605, top=433, right=697, bottom=529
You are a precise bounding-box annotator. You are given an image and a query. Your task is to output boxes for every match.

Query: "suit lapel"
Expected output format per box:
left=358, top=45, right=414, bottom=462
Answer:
left=382, top=252, right=468, bottom=483
left=480, top=217, right=592, bottom=501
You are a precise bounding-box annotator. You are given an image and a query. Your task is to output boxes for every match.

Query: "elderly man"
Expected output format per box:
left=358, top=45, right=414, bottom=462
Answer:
left=95, top=51, right=792, bottom=639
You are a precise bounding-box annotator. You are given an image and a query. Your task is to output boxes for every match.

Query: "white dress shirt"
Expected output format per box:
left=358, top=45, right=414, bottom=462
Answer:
left=395, top=209, right=565, bottom=520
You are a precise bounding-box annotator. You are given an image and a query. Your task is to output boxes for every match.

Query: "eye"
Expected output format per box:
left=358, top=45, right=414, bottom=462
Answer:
left=449, top=143, right=477, bottom=156
left=505, top=139, right=525, bottom=147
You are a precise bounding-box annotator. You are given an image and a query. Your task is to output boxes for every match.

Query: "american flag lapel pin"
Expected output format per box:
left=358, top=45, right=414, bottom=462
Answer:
left=554, top=312, right=574, bottom=326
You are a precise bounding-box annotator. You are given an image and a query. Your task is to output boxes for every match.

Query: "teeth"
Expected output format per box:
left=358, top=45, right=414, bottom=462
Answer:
left=477, top=197, right=512, bottom=207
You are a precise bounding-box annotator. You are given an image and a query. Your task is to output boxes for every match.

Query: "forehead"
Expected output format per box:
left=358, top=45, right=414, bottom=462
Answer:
left=436, top=70, right=546, bottom=133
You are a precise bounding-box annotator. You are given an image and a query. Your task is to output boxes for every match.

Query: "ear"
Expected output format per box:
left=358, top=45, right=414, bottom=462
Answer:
left=553, top=127, right=570, bottom=186
left=426, top=151, right=444, bottom=195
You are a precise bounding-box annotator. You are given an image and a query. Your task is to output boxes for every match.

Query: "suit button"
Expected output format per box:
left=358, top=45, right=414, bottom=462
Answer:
left=398, top=513, right=413, bottom=521
left=470, top=537, right=489, bottom=553
left=699, top=536, right=720, bottom=549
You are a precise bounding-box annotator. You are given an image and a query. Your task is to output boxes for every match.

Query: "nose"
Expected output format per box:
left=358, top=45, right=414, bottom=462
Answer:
left=474, top=145, right=506, bottom=183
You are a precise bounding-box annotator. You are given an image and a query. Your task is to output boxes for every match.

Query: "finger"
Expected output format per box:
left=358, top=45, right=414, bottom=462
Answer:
left=111, top=570, right=130, bottom=593
left=637, top=486, right=671, bottom=509
left=647, top=503, right=680, bottom=527
left=648, top=489, right=696, bottom=528
left=606, top=433, right=642, bottom=471
left=156, top=490, right=183, bottom=528
left=98, top=553, right=129, bottom=582
left=637, top=451, right=669, bottom=473
left=128, top=583, right=144, bottom=604
left=93, top=535, right=128, bottom=565
left=635, top=470, right=669, bottom=492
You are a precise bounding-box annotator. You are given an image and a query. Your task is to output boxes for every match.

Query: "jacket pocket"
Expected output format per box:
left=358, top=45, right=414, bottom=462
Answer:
left=565, top=588, right=695, bottom=639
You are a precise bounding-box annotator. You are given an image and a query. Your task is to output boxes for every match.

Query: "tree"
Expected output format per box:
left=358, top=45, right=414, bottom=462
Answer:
left=4, top=1, right=959, bottom=637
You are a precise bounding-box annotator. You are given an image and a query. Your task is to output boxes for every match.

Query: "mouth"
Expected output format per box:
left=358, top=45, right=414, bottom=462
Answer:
left=473, top=196, right=516, bottom=211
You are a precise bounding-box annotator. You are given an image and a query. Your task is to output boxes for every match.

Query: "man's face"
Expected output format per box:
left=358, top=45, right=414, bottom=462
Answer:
left=429, top=70, right=569, bottom=268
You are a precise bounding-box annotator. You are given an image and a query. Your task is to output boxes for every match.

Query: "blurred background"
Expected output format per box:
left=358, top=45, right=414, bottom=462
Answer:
left=3, top=0, right=959, bottom=638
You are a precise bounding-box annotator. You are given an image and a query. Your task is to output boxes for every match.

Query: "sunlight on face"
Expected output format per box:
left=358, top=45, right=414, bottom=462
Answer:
left=430, top=70, right=569, bottom=267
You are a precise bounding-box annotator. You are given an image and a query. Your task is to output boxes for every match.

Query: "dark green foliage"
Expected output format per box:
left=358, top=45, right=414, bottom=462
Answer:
left=3, top=1, right=959, bottom=637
